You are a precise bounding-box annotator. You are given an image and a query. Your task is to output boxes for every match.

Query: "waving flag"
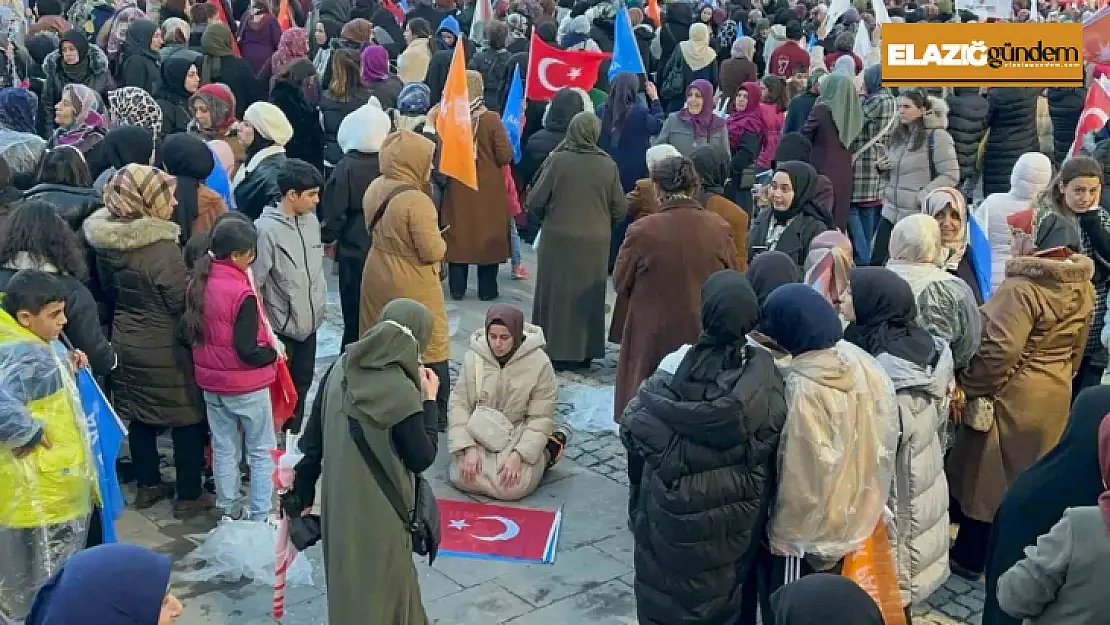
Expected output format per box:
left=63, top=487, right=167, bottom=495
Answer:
left=470, top=0, right=494, bottom=47
left=76, top=368, right=126, bottom=543
left=1071, top=76, right=1110, bottom=157
left=609, top=5, right=645, bottom=78
left=438, top=44, right=478, bottom=189
left=501, top=66, right=524, bottom=163
left=645, top=0, right=661, bottom=27
left=525, top=35, right=611, bottom=101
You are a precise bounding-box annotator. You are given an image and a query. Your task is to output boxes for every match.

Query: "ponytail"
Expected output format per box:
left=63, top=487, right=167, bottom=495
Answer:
left=184, top=253, right=214, bottom=345
left=182, top=216, right=259, bottom=346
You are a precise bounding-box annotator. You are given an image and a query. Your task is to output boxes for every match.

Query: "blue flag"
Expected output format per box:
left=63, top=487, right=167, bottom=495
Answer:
left=501, top=66, right=524, bottom=163
left=609, top=5, right=645, bottom=78
left=398, top=0, right=409, bottom=12
left=806, top=31, right=818, bottom=53
left=77, top=368, right=126, bottom=543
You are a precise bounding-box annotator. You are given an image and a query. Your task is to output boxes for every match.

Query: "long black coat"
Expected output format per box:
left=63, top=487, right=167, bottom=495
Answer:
left=18, top=183, right=103, bottom=232
left=1047, top=87, right=1084, bottom=167
left=204, top=55, right=257, bottom=118
left=320, top=88, right=371, bottom=168
left=945, top=87, right=989, bottom=185
left=983, top=88, right=1040, bottom=196
left=320, top=150, right=381, bottom=262
left=981, top=385, right=1110, bottom=625
left=518, top=91, right=582, bottom=188
left=621, top=347, right=787, bottom=625
left=272, top=81, right=325, bottom=175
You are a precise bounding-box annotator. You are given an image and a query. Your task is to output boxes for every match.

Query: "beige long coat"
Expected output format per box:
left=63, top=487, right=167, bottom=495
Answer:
left=358, top=131, right=451, bottom=364
left=448, top=324, right=558, bottom=501
left=948, top=254, right=1094, bottom=523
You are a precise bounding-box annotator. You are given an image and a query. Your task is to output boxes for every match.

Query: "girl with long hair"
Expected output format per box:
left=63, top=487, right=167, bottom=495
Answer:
left=185, top=217, right=280, bottom=520
left=320, top=48, right=370, bottom=170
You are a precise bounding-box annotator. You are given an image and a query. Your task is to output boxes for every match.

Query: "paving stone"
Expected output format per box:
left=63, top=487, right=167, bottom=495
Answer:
left=956, top=593, right=985, bottom=612
left=944, top=576, right=975, bottom=594
left=592, top=533, right=635, bottom=568
left=425, top=581, right=534, bottom=624
left=941, top=602, right=972, bottom=620
left=493, top=545, right=628, bottom=608
left=504, top=581, right=638, bottom=625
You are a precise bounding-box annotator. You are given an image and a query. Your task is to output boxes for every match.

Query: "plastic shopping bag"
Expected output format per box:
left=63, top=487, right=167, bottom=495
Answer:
left=270, top=359, right=298, bottom=431
left=841, top=521, right=907, bottom=625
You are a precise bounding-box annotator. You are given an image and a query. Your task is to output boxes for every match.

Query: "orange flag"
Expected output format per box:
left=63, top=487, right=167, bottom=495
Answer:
left=437, top=44, right=478, bottom=190
left=646, top=0, right=661, bottom=28
left=277, top=0, right=294, bottom=30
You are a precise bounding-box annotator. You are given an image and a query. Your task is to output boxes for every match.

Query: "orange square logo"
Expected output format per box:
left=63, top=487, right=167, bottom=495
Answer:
left=881, top=23, right=1083, bottom=87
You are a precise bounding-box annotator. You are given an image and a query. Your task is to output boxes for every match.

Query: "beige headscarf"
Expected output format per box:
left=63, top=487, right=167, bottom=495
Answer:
left=924, top=186, right=969, bottom=271
left=103, top=164, right=177, bottom=220
left=680, top=23, right=717, bottom=71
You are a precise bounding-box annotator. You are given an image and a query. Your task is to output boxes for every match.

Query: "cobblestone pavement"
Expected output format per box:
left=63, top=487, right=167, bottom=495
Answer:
left=117, top=250, right=984, bottom=624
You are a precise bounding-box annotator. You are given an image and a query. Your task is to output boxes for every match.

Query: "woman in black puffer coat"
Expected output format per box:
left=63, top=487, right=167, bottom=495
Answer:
left=982, top=87, right=1040, bottom=196
left=945, top=87, right=989, bottom=189
left=1047, top=87, right=1084, bottom=167
left=622, top=270, right=788, bottom=625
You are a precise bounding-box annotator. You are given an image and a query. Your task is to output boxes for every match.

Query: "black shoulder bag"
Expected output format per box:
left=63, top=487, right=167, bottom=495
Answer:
left=348, top=415, right=441, bottom=564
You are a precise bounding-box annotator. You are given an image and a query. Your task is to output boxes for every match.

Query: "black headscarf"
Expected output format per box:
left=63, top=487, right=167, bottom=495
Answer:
left=372, top=7, right=404, bottom=44
left=122, top=19, right=160, bottom=64
left=843, top=267, right=938, bottom=368
left=426, top=49, right=454, bottom=105
left=772, top=160, right=819, bottom=224
left=535, top=21, right=558, bottom=44
left=603, top=72, right=639, bottom=146
left=158, top=133, right=214, bottom=243
left=761, top=283, right=842, bottom=356
left=746, top=250, right=800, bottom=305
left=158, top=52, right=199, bottom=103
left=691, top=144, right=730, bottom=197
left=982, top=386, right=1110, bottom=625
left=97, top=124, right=154, bottom=171
left=59, top=29, right=91, bottom=83
left=772, top=132, right=812, bottom=168
left=770, top=574, right=884, bottom=625
left=671, top=270, right=760, bottom=401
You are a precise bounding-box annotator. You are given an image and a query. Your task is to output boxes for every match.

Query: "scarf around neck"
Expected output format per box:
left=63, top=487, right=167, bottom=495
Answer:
left=678, top=79, right=724, bottom=140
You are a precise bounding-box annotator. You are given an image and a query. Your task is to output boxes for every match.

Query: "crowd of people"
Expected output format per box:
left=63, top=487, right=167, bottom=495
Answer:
left=1, top=0, right=1110, bottom=621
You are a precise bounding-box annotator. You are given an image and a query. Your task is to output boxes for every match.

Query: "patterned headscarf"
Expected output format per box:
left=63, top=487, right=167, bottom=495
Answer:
left=270, top=27, right=308, bottom=76
left=104, top=6, right=147, bottom=61
left=803, top=230, right=854, bottom=320
left=55, top=84, right=105, bottom=147
left=924, top=186, right=969, bottom=271
left=103, top=163, right=177, bottom=220
left=108, top=86, right=163, bottom=137
left=0, top=86, right=37, bottom=133
left=187, top=82, right=236, bottom=133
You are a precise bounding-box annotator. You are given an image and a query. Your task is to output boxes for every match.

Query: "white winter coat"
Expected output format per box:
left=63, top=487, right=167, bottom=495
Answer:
left=974, top=152, right=1054, bottom=293
left=878, top=338, right=953, bottom=607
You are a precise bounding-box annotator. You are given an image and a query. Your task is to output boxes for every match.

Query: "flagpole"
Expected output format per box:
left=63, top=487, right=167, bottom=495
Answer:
left=525, top=34, right=535, bottom=100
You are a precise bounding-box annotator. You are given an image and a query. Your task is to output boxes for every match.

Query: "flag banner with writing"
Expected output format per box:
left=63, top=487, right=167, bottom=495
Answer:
left=438, top=499, right=562, bottom=563
left=501, top=66, right=524, bottom=163
left=437, top=44, right=479, bottom=189
left=76, top=368, right=126, bottom=543
left=525, top=35, right=610, bottom=101
left=609, top=5, right=645, bottom=78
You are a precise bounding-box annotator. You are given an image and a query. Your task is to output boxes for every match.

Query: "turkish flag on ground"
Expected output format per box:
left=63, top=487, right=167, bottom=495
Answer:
left=525, top=35, right=610, bottom=101
left=1071, top=77, right=1110, bottom=157
left=438, top=499, right=561, bottom=563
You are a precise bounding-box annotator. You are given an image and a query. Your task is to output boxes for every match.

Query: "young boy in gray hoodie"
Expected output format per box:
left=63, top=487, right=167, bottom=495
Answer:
left=253, top=159, right=326, bottom=433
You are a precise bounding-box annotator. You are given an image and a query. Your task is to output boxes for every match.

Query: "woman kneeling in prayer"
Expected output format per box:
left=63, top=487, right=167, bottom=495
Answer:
left=448, top=304, right=570, bottom=501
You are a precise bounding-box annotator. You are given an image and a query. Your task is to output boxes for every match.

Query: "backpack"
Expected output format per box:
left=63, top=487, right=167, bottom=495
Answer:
left=473, top=49, right=512, bottom=110
left=659, top=51, right=687, bottom=102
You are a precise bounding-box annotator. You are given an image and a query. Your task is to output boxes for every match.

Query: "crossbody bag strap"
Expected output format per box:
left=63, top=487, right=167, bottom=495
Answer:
left=994, top=317, right=1071, bottom=393
left=347, top=414, right=416, bottom=532
left=368, top=184, right=420, bottom=239
left=472, top=351, right=484, bottom=406
left=851, top=113, right=898, bottom=164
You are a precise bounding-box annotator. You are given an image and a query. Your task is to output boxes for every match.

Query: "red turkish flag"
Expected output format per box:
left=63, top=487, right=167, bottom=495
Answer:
left=525, top=35, right=610, bottom=101
left=437, top=499, right=560, bottom=563
left=1071, top=78, right=1110, bottom=157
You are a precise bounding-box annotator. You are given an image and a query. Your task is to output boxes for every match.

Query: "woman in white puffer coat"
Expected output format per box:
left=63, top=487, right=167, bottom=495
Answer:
left=974, top=152, right=1054, bottom=293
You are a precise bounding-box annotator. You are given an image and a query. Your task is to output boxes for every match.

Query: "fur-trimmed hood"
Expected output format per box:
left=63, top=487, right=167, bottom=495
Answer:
left=1006, top=253, right=1095, bottom=284
left=82, top=208, right=181, bottom=252
left=43, top=44, right=111, bottom=81
left=925, top=96, right=949, bottom=130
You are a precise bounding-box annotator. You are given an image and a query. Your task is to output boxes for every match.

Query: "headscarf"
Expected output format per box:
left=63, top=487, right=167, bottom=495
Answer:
left=188, top=82, right=237, bottom=134
left=678, top=79, right=725, bottom=140
left=485, top=303, right=525, bottom=365
left=679, top=22, right=716, bottom=70
left=102, top=163, right=177, bottom=220
left=506, top=12, right=529, bottom=44
left=58, top=29, right=91, bottom=83
left=732, top=34, right=755, bottom=59
left=0, top=86, right=37, bottom=133
left=863, top=64, right=883, bottom=96
left=270, top=27, right=308, bottom=76
left=645, top=143, right=681, bottom=171
left=25, top=544, right=172, bottom=625
left=717, top=19, right=737, bottom=52
left=727, top=80, right=764, bottom=145
left=628, top=7, right=643, bottom=26
left=803, top=230, right=853, bottom=317
left=99, top=124, right=154, bottom=170
left=158, top=52, right=199, bottom=102
left=121, top=18, right=159, bottom=64
left=360, top=44, right=389, bottom=83
left=924, top=186, right=968, bottom=271
left=603, top=72, right=638, bottom=146
left=466, top=69, right=486, bottom=125
left=769, top=574, right=884, bottom=625
left=671, top=270, right=760, bottom=401
left=844, top=266, right=939, bottom=369
left=55, top=83, right=105, bottom=146
left=535, top=21, right=557, bottom=44
left=761, top=283, right=843, bottom=355
left=104, top=6, right=147, bottom=62
left=107, top=86, right=162, bottom=137
left=889, top=213, right=944, bottom=265
left=690, top=143, right=729, bottom=196
left=200, top=22, right=235, bottom=84
left=340, top=17, right=373, bottom=44
left=554, top=111, right=607, bottom=157
left=559, top=14, right=591, bottom=48
left=816, top=72, right=863, bottom=148
left=772, top=160, right=819, bottom=224
left=772, top=132, right=811, bottom=166
left=346, top=298, right=432, bottom=427
left=159, top=133, right=214, bottom=241
left=397, top=82, right=431, bottom=114
left=161, top=16, right=190, bottom=44
left=746, top=250, right=801, bottom=306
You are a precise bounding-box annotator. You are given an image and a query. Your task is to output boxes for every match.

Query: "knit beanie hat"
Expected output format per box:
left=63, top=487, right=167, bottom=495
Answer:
left=243, top=101, right=293, bottom=145
left=397, top=82, right=431, bottom=114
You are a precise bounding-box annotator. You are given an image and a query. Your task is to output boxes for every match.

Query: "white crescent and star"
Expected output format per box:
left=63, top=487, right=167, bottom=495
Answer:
left=536, top=58, right=566, bottom=92
left=448, top=516, right=521, bottom=542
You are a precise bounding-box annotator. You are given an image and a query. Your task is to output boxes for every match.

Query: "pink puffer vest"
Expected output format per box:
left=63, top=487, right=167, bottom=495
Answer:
left=193, top=260, right=277, bottom=395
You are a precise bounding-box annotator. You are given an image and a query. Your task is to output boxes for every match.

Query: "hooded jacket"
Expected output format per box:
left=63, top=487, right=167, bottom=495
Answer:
left=253, top=208, right=327, bottom=342
left=519, top=88, right=584, bottom=188
left=881, top=97, right=960, bottom=224
left=976, top=152, right=1053, bottom=293
left=945, top=87, right=989, bottom=185
left=447, top=323, right=557, bottom=501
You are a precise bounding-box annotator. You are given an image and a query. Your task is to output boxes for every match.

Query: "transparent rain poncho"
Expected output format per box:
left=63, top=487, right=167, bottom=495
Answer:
left=0, top=316, right=93, bottom=622
left=767, top=341, right=899, bottom=561
left=0, top=130, right=46, bottom=187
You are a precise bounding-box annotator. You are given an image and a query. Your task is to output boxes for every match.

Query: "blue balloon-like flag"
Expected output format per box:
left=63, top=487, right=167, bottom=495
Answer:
left=609, top=5, right=645, bottom=78
left=76, top=368, right=126, bottom=543
left=501, top=65, right=525, bottom=163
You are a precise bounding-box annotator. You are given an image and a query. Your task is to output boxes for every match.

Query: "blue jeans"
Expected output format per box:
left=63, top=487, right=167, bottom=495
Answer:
left=509, top=217, right=522, bottom=268
left=849, top=204, right=882, bottom=266
left=204, top=388, right=275, bottom=520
